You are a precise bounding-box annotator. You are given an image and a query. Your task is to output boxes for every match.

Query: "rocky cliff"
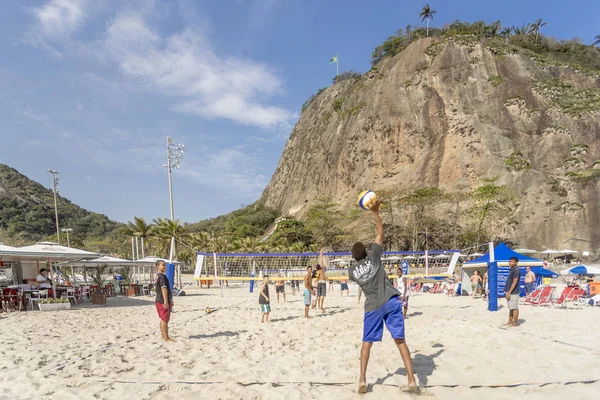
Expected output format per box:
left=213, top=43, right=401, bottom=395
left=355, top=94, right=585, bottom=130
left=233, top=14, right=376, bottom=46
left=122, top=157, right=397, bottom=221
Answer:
left=260, top=37, right=600, bottom=255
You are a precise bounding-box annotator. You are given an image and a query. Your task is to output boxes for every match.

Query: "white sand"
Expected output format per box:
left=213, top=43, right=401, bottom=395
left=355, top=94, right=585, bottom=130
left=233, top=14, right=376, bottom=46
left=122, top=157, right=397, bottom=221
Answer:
left=1, top=283, right=599, bottom=399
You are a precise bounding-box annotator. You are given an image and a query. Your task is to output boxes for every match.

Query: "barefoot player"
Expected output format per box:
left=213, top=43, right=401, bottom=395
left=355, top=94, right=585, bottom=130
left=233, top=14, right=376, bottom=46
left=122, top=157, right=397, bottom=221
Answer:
left=304, top=266, right=314, bottom=318
left=155, top=260, right=174, bottom=342
left=348, top=199, right=416, bottom=393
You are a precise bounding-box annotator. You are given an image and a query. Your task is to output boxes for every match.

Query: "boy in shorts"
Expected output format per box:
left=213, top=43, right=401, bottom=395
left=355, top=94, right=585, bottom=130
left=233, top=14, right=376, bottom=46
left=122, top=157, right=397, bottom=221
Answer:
left=259, top=275, right=271, bottom=323
left=275, top=273, right=286, bottom=303
left=304, top=266, right=314, bottom=318
left=348, top=199, right=417, bottom=393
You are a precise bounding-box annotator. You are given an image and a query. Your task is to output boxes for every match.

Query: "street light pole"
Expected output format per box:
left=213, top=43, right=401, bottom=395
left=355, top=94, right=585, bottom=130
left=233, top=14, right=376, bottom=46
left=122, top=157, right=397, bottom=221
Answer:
left=61, top=228, right=73, bottom=247
left=46, top=169, right=61, bottom=244
left=164, top=132, right=185, bottom=262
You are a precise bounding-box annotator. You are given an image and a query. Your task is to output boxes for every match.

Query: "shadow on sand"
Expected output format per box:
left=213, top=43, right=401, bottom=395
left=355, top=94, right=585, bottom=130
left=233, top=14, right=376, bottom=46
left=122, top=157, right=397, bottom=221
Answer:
left=189, top=330, right=247, bottom=339
left=373, top=344, right=445, bottom=387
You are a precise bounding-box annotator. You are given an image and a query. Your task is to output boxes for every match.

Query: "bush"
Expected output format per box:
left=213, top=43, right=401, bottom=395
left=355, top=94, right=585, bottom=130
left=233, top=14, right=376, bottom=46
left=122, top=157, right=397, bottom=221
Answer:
left=301, top=88, right=327, bottom=113
left=333, top=70, right=362, bottom=84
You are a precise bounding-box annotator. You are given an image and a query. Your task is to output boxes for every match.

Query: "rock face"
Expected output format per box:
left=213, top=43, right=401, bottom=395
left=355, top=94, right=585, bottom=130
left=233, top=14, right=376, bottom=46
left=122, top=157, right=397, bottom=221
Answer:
left=260, top=37, right=600, bottom=256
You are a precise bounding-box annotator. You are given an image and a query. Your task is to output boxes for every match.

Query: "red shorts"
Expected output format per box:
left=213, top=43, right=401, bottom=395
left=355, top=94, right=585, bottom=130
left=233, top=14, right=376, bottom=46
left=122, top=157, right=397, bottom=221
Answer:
left=156, top=302, right=171, bottom=322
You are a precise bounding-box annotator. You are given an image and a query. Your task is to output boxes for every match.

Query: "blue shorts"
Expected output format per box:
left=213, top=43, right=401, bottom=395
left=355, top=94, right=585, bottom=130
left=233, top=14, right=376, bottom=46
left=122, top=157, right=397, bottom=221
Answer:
left=341, top=283, right=349, bottom=291
left=304, top=289, right=312, bottom=305
left=363, top=296, right=405, bottom=342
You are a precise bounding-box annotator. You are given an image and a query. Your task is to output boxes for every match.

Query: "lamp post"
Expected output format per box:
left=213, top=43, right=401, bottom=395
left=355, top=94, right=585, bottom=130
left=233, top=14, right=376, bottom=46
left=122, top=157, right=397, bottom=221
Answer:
left=61, top=228, right=73, bottom=247
left=164, top=133, right=185, bottom=261
left=46, top=169, right=60, bottom=244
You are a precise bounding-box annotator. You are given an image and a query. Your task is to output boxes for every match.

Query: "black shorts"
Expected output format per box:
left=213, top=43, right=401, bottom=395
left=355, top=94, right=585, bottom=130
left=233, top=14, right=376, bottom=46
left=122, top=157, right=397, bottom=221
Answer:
left=276, top=286, right=285, bottom=293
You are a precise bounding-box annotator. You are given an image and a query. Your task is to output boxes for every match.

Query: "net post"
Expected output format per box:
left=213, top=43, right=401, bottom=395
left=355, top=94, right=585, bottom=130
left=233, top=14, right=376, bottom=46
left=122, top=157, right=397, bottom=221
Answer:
left=166, top=263, right=175, bottom=292
left=488, top=242, right=498, bottom=312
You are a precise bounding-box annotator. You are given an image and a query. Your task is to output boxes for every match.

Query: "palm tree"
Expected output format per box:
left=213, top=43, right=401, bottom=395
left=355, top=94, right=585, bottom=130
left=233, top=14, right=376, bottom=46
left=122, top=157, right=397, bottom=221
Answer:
left=236, top=237, right=262, bottom=253
left=594, top=35, right=600, bottom=46
left=529, top=18, right=547, bottom=39
left=122, top=217, right=153, bottom=259
left=188, top=232, right=211, bottom=252
left=419, top=4, right=436, bottom=37
left=488, top=20, right=501, bottom=37
left=500, top=27, right=512, bottom=43
left=513, top=24, right=531, bottom=36
left=151, top=217, right=187, bottom=259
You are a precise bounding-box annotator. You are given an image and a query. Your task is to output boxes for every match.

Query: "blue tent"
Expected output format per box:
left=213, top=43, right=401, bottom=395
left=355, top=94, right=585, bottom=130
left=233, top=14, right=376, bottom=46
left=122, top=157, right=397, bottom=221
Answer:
left=464, top=243, right=544, bottom=267
left=461, top=243, right=556, bottom=296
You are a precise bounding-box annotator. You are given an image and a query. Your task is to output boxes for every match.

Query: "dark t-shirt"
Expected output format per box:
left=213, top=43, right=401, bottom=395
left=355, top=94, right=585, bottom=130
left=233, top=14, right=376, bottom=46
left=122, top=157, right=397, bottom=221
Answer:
left=155, top=273, right=172, bottom=304
left=505, top=267, right=521, bottom=294
left=259, top=283, right=270, bottom=304
left=348, top=243, right=400, bottom=312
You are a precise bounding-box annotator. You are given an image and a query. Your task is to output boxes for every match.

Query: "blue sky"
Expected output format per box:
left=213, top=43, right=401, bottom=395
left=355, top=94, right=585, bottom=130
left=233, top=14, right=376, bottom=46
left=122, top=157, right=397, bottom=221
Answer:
left=1, top=0, right=598, bottom=224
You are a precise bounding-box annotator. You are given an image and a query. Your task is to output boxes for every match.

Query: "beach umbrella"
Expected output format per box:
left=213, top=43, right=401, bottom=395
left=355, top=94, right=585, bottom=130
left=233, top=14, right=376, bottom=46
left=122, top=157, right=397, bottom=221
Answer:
left=540, top=249, right=560, bottom=254
left=469, top=252, right=484, bottom=257
left=560, top=265, right=600, bottom=276
left=403, top=256, right=417, bottom=260
left=0, top=242, right=100, bottom=298
left=513, top=248, right=538, bottom=254
left=559, top=249, right=579, bottom=254
left=434, top=254, right=449, bottom=259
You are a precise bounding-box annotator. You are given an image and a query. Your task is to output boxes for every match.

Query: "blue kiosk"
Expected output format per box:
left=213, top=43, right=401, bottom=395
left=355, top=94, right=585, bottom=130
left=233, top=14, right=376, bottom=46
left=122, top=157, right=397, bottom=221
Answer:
left=462, top=243, right=558, bottom=311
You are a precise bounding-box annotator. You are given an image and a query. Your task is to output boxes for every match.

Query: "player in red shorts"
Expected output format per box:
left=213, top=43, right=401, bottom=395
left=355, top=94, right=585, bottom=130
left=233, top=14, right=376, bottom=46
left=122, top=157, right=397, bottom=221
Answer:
left=155, top=260, right=174, bottom=342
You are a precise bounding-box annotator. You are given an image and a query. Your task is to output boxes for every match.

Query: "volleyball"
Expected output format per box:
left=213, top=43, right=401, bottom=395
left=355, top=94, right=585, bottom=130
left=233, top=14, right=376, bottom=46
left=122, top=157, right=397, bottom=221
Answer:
left=357, top=190, right=377, bottom=210
left=205, top=307, right=211, bottom=314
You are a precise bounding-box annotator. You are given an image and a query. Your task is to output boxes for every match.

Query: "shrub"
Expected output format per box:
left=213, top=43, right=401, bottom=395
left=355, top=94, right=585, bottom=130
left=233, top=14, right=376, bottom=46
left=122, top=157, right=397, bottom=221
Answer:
left=333, top=70, right=362, bottom=84
left=301, top=88, right=327, bottom=113
left=488, top=75, right=503, bottom=87
left=505, top=151, right=531, bottom=171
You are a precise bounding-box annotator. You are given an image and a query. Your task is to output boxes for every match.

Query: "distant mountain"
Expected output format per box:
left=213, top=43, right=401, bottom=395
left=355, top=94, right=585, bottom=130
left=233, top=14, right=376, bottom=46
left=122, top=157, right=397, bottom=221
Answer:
left=0, top=164, right=124, bottom=250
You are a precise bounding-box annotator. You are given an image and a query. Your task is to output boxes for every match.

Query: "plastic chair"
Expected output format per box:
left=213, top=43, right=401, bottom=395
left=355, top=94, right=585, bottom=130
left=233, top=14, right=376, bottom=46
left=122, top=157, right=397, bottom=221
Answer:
left=141, top=284, right=150, bottom=296
left=29, top=290, right=48, bottom=310
left=61, top=288, right=77, bottom=305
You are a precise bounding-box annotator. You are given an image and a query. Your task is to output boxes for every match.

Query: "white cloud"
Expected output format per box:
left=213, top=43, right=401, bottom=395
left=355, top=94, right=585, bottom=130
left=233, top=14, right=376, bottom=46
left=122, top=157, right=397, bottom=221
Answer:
left=101, top=14, right=296, bottom=129
left=26, top=0, right=87, bottom=41
left=28, top=139, right=44, bottom=146
left=178, top=147, right=269, bottom=198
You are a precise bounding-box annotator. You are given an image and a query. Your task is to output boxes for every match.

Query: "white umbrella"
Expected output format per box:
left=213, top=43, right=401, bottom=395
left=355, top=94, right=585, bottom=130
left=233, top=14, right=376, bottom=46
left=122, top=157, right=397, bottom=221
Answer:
left=330, top=258, right=346, bottom=263
left=559, top=249, right=579, bottom=254
left=403, top=256, right=417, bottom=260
left=434, top=254, right=449, bottom=259
left=469, top=252, right=484, bottom=257
left=540, top=249, right=560, bottom=254
left=66, top=255, right=137, bottom=267
left=386, top=256, right=401, bottom=261
left=560, top=265, right=600, bottom=276
left=135, top=256, right=182, bottom=265
left=0, top=242, right=100, bottom=298
left=513, top=248, right=538, bottom=254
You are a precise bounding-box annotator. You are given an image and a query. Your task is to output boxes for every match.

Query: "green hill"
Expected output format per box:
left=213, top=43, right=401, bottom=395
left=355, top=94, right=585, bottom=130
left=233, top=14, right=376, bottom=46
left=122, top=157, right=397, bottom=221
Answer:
left=0, top=164, right=124, bottom=252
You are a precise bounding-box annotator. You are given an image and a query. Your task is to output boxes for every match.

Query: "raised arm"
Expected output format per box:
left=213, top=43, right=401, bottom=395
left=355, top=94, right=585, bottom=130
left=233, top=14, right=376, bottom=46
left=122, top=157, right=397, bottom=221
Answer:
left=371, top=199, right=383, bottom=246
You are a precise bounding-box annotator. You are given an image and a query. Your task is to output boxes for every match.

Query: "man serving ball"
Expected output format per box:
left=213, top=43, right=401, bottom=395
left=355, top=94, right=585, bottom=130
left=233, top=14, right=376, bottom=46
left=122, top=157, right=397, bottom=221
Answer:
left=349, top=193, right=417, bottom=393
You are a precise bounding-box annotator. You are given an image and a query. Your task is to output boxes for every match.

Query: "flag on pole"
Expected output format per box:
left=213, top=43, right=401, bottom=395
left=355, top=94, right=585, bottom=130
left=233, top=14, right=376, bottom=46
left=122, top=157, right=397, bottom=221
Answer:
left=329, top=55, right=338, bottom=64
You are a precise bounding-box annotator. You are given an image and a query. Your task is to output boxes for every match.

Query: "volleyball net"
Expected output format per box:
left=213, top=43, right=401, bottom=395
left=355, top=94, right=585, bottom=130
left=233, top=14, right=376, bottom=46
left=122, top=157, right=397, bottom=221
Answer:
left=192, top=250, right=465, bottom=282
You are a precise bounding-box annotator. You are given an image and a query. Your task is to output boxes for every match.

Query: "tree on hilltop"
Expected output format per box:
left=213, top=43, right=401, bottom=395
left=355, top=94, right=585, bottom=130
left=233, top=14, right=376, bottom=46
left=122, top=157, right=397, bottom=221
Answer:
left=419, top=4, right=436, bottom=37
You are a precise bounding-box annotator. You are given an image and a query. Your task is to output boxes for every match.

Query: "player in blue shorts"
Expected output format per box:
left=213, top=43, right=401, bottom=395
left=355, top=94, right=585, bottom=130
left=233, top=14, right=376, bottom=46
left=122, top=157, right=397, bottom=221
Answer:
left=348, top=199, right=417, bottom=394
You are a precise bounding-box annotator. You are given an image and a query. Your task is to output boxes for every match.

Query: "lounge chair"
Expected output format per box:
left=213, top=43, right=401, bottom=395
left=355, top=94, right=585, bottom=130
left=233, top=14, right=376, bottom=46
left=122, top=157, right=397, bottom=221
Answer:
left=524, top=286, right=554, bottom=306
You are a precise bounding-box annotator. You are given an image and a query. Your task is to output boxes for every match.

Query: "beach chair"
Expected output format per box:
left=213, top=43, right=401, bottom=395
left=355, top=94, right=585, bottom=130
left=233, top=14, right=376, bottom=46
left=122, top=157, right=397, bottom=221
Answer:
left=524, top=286, right=554, bottom=306
left=28, top=290, right=48, bottom=310
left=565, top=289, right=587, bottom=308
left=522, top=288, right=542, bottom=305
left=141, top=284, right=150, bottom=296
left=551, top=287, right=575, bottom=308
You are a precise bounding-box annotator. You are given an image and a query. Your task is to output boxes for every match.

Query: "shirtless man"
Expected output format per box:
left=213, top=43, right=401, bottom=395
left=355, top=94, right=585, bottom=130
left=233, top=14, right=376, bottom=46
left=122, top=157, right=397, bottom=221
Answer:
left=275, top=273, right=286, bottom=303
left=304, top=266, right=315, bottom=318
left=316, top=265, right=327, bottom=312
left=470, top=271, right=482, bottom=297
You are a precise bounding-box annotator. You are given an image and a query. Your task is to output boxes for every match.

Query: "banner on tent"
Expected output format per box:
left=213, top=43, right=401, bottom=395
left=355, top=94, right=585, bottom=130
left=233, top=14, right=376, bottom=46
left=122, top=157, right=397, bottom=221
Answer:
left=193, top=254, right=205, bottom=279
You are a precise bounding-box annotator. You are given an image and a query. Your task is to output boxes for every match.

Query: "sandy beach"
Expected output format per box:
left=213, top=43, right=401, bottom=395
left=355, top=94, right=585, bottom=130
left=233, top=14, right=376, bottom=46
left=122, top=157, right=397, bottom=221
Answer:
left=1, top=282, right=599, bottom=399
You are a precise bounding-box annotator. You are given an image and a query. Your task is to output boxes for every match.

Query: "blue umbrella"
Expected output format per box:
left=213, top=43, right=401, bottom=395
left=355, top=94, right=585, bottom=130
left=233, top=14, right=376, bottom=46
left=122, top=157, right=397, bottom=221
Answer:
left=560, top=265, right=600, bottom=275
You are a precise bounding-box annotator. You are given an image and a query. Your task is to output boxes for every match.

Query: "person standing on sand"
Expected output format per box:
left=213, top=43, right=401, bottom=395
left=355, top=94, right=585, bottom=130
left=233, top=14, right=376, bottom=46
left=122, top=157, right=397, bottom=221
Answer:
left=524, top=267, right=536, bottom=295
left=259, top=275, right=271, bottom=323
left=304, top=266, right=315, bottom=318
left=316, top=265, right=327, bottom=312
left=470, top=271, right=481, bottom=296
left=340, top=279, right=349, bottom=296
left=395, top=267, right=409, bottom=318
left=155, top=260, right=174, bottom=342
left=505, top=257, right=521, bottom=327
left=275, top=273, right=286, bottom=303
left=348, top=199, right=417, bottom=394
